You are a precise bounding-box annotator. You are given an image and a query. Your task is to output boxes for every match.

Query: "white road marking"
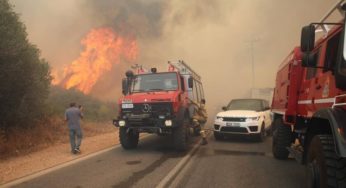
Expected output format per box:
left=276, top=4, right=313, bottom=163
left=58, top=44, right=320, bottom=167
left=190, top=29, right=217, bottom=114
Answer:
left=156, top=138, right=203, bottom=188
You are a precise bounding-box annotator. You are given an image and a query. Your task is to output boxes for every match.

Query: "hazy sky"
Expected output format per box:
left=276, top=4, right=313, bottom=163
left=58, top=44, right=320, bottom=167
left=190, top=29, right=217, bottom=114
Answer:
left=11, top=0, right=338, bottom=115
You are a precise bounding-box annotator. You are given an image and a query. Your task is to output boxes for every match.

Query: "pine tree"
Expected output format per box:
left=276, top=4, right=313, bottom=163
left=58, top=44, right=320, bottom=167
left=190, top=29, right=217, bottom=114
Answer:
left=0, top=0, right=51, bottom=132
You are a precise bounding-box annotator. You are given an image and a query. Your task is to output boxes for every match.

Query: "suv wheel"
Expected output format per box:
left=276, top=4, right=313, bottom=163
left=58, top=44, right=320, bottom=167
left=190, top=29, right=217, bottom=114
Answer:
left=255, top=124, right=266, bottom=142
left=119, top=127, right=139, bottom=150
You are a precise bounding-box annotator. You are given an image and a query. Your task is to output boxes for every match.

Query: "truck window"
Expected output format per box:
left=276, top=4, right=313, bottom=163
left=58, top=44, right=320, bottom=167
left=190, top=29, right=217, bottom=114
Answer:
left=131, top=72, right=178, bottom=92
left=180, top=76, right=185, bottom=91
left=195, top=82, right=201, bottom=100
left=324, top=32, right=341, bottom=72
left=192, top=80, right=200, bottom=102
left=200, top=84, right=205, bottom=99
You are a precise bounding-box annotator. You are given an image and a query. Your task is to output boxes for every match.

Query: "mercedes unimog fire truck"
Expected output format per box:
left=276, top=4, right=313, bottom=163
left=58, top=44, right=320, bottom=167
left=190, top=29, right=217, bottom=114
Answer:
left=271, top=1, right=346, bottom=187
left=113, top=60, right=205, bottom=151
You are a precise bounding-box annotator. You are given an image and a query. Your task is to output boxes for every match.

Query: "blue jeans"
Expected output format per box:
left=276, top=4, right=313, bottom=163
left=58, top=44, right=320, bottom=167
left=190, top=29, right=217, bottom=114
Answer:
left=69, top=128, right=83, bottom=151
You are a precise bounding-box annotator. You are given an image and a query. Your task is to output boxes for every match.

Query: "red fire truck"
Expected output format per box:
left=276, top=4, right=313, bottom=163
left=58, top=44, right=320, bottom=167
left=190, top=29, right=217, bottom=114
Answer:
left=113, top=60, right=205, bottom=151
left=271, top=1, right=346, bottom=187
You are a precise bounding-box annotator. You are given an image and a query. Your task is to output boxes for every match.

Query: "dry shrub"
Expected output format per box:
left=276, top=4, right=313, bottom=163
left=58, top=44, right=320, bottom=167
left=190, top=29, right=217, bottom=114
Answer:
left=0, top=118, right=116, bottom=160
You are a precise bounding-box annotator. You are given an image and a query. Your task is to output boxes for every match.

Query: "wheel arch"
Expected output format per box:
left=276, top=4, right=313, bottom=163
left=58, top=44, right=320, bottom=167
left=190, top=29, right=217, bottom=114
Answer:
left=306, top=108, right=346, bottom=157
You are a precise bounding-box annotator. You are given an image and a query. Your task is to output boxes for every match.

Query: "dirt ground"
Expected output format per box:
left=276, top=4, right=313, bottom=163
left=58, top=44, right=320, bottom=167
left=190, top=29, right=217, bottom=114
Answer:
left=0, top=129, right=119, bottom=184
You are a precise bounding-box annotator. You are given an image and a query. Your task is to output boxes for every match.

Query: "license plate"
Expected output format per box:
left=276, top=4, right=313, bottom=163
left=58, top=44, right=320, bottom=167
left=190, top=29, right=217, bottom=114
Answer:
left=122, top=103, right=134, bottom=109
left=226, top=122, right=240, bottom=127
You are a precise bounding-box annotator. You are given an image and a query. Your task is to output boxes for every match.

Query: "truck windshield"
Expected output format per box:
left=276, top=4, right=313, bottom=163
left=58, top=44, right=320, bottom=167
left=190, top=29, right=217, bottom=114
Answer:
left=226, top=99, right=263, bottom=111
left=131, top=72, right=178, bottom=92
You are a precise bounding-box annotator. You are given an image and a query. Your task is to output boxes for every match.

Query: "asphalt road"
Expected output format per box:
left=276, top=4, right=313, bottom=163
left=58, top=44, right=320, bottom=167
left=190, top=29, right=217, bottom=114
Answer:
left=172, top=135, right=306, bottom=188
left=7, top=133, right=305, bottom=188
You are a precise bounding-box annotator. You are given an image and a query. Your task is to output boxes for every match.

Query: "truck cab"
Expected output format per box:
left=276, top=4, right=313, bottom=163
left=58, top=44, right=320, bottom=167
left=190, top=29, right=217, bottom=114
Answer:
left=114, top=60, right=205, bottom=151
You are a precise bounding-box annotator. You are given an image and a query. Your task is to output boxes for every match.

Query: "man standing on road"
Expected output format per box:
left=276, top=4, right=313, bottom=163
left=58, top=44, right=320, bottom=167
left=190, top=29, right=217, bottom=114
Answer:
left=189, top=98, right=208, bottom=145
left=65, top=102, right=84, bottom=154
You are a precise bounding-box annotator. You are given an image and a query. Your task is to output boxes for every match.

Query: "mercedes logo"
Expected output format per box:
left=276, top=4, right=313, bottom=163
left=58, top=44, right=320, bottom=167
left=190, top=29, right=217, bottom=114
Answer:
left=143, top=104, right=152, bottom=112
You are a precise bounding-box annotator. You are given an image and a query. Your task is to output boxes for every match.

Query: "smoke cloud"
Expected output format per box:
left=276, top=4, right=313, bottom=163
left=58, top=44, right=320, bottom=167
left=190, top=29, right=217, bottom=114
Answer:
left=11, top=0, right=338, bottom=117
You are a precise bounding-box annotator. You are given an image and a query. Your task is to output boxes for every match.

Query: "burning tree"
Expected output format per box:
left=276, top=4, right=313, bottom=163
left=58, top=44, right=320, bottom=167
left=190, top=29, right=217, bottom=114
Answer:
left=54, top=27, right=138, bottom=94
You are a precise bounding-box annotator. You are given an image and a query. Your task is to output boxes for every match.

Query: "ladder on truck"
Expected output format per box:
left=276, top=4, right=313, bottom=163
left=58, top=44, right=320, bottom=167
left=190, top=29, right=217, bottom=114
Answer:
left=168, top=60, right=201, bottom=81
left=313, top=0, right=345, bottom=34
left=131, top=64, right=148, bottom=74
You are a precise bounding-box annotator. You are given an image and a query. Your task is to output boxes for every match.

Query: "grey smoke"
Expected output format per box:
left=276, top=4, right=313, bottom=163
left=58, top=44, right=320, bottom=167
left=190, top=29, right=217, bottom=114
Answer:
left=11, top=0, right=337, bottom=118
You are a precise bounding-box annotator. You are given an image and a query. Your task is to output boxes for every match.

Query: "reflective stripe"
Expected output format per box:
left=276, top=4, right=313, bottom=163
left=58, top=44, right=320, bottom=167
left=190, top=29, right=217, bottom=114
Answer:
left=314, top=98, right=335, bottom=104
left=298, top=100, right=312, bottom=104
left=298, top=98, right=335, bottom=105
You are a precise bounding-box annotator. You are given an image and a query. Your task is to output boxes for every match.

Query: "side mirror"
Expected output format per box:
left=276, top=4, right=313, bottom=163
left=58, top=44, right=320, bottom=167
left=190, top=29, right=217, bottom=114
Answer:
left=222, top=106, right=227, bottom=111
left=188, top=77, right=193, bottom=88
left=302, top=52, right=318, bottom=67
left=122, top=78, right=128, bottom=95
left=301, top=25, right=315, bottom=52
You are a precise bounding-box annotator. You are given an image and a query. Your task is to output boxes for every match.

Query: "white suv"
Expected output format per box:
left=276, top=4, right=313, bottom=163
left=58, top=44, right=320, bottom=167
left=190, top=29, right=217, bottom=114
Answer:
left=213, top=99, right=272, bottom=141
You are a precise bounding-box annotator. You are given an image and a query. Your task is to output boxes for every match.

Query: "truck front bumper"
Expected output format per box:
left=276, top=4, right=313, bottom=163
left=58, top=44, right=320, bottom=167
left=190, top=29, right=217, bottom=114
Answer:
left=113, top=114, right=178, bottom=134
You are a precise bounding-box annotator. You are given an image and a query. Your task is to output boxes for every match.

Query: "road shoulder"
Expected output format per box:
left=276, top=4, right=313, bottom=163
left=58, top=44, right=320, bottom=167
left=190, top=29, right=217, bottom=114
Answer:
left=0, top=131, right=119, bottom=184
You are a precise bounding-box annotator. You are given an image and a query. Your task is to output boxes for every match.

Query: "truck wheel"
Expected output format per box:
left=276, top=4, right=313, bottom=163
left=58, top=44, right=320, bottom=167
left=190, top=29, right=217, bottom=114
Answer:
left=119, top=127, right=139, bottom=150
left=173, top=118, right=188, bottom=151
left=307, top=135, right=346, bottom=188
left=214, top=131, right=223, bottom=141
left=255, top=124, right=266, bottom=142
left=272, top=118, right=292, bottom=160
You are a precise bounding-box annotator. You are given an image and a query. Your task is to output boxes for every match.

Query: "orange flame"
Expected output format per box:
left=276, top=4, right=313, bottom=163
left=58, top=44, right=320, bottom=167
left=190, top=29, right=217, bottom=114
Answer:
left=54, top=27, right=138, bottom=94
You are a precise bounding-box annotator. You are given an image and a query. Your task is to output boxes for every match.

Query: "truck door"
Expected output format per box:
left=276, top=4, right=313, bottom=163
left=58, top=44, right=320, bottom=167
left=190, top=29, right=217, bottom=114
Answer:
left=314, top=31, right=341, bottom=109
left=298, top=48, right=321, bottom=116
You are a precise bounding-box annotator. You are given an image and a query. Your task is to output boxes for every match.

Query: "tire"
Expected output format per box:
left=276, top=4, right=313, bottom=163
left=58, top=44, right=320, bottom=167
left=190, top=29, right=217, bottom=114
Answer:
left=173, top=118, right=189, bottom=151
left=119, top=127, right=139, bottom=150
left=306, top=135, right=346, bottom=188
left=214, top=131, right=223, bottom=141
left=272, top=118, right=292, bottom=160
left=255, top=124, right=266, bottom=142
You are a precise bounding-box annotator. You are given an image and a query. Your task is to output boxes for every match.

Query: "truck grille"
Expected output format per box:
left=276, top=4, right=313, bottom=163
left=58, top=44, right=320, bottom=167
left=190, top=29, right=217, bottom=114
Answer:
left=122, top=102, right=173, bottom=115
left=222, top=117, right=246, bottom=122
left=220, top=127, right=248, bottom=133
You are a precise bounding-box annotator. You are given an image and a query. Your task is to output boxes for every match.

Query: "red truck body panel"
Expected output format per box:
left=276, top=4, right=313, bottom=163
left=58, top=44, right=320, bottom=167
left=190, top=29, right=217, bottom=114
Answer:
left=272, top=25, right=346, bottom=125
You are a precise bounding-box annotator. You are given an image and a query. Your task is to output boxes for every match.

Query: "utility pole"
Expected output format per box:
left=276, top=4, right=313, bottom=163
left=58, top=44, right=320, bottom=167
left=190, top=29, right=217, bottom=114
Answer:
left=246, top=38, right=260, bottom=90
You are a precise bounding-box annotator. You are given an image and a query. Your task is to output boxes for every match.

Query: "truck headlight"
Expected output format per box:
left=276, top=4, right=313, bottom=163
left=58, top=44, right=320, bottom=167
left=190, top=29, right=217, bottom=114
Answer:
left=165, top=120, right=172, bottom=126
left=119, top=120, right=126, bottom=127
left=246, top=116, right=260, bottom=122
left=216, top=116, right=223, bottom=121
